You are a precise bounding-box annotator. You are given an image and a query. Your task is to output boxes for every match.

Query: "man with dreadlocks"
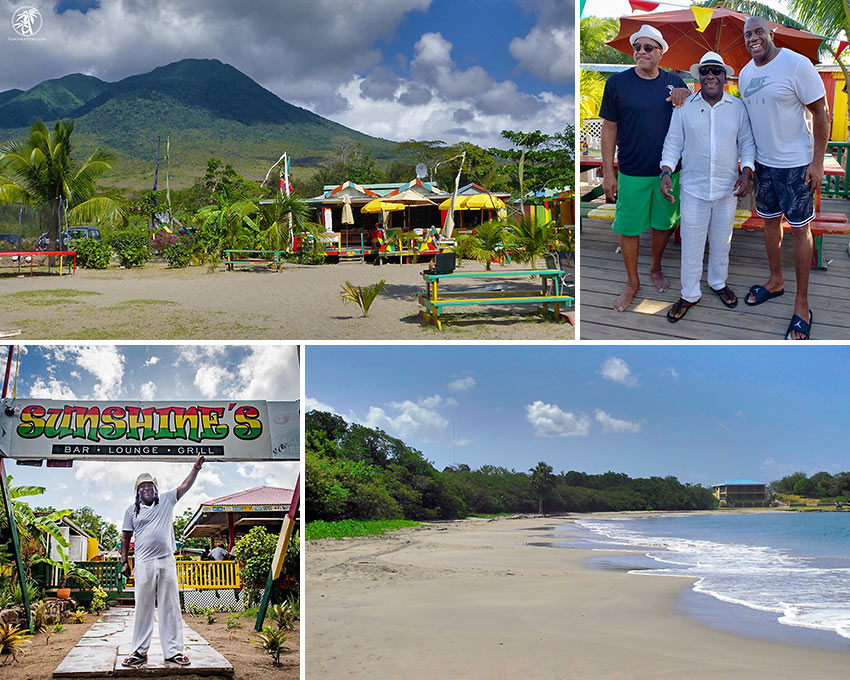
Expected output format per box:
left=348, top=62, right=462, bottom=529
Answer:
left=120, top=454, right=204, bottom=668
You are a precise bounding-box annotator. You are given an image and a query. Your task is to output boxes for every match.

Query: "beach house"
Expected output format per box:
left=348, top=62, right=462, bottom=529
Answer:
left=711, top=480, right=769, bottom=507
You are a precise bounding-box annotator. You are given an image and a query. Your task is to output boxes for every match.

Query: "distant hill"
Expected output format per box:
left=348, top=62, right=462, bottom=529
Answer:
left=0, top=59, right=401, bottom=190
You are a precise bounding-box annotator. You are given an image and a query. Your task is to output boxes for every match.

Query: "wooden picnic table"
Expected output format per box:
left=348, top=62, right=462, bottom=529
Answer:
left=0, top=250, right=76, bottom=276
left=419, top=268, right=573, bottom=330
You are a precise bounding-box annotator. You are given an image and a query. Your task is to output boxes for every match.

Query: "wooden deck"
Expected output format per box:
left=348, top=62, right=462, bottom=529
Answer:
left=580, top=198, right=850, bottom=339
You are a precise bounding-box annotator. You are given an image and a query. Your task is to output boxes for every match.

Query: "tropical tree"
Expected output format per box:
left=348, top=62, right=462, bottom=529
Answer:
left=467, top=219, right=506, bottom=270
left=0, top=119, right=123, bottom=260
left=529, top=461, right=555, bottom=514
left=580, top=16, right=632, bottom=65
left=0, top=476, right=71, bottom=589
left=195, top=195, right=257, bottom=254
left=247, top=192, right=323, bottom=251
left=580, top=69, right=606, bottom=122
left=507, top=214, right=556, bottom=269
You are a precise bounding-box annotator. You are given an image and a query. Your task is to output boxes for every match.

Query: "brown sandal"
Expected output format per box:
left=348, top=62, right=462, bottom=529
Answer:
left=711, top=285, right=738, bottom=308
left=667, top=297, right=698, bottom=323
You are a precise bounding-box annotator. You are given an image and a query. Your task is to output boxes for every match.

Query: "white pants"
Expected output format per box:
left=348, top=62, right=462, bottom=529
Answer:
left=680, top=191, right=737, bottom=302
left=131, top=557, right=184, bottom=658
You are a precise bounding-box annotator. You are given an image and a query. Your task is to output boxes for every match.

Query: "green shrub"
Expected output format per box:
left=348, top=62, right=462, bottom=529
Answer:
left=232, top=526, right=298, bottom=605
left=340, top=280, right=385, bottom=317
left=71, top=238, right=111, bottom=269
left=90, top=586, right=108, bottom=612
left=111, top=233, right=150, bottom=268
left=163, top=242, right=191, bottom=268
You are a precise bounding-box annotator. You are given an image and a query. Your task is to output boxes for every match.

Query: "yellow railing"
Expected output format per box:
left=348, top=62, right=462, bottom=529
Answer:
left=175, top=560, right=241, bottom=590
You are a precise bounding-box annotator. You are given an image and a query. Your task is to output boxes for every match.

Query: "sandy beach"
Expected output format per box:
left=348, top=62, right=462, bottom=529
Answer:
left=1, top=259, right=574, bottom=340
left=305, top=515, right=849, bottom=679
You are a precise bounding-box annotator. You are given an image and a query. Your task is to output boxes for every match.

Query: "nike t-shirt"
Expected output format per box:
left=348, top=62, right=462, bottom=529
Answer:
left=122, top=489, right=178, bottom=562
left=738, top=48, right=825, bottom=168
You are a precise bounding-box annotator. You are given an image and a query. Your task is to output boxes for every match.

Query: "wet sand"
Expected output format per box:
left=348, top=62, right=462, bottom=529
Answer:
left=305, top=516, right=849, bottom=679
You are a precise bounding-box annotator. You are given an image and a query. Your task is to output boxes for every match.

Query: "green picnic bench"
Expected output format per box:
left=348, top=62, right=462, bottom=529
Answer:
left=223, top=249, right=286, bottom=271
left=419, top=268, right=573, bottom=330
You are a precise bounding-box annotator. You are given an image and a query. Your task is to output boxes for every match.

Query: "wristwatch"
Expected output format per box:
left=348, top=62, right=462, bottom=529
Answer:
left=660, top=170, right=671, bottom=178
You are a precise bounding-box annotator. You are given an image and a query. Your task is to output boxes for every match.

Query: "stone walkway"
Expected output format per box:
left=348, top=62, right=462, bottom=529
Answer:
left=54, top=608, right=233, bottom=678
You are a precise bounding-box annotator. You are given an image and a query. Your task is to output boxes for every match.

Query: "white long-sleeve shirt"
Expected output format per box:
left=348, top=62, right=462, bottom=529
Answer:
left=660, top=91, right=756, bottom=201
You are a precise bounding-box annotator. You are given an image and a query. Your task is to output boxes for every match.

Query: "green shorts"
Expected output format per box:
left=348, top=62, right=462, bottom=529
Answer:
left=612, top=172, right=680, bottom=237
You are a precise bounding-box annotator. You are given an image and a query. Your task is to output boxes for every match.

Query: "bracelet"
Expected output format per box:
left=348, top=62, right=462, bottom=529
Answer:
left=194, top=464, right=202, bottom=470
left=660, top=170, right=671, bottom=178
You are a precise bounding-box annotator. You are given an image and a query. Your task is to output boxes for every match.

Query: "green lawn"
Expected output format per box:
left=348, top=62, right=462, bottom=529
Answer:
left=306, top=519, right=421, bottom=541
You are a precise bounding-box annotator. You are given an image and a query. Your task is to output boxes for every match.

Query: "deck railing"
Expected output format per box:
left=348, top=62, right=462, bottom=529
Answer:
left=176, top=560, right=241, bottom=590
left=46, top=559, right=241, bottom=592
left=824, top=141, right=850, bottom=198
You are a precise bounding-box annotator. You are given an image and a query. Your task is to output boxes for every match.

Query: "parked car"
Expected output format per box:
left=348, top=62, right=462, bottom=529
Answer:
left=0, top=233, right=22, bottom=250
left=37, top=226, right=102, bottom=250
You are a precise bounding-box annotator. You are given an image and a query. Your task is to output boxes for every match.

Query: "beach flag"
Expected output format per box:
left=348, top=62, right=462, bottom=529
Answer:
left=629, top=0, right=659, bottom=11
left=279, top=154, right=292, bottom=195
left=691, top=6, right=714, bottom=32
left=838, top=41, right=849, bottom=58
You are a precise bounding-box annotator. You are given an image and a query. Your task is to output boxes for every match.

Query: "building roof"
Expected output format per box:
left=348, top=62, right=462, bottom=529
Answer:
left=712, top=479, right=765, bottom=487
left=204, top=486, right=294, bottom=507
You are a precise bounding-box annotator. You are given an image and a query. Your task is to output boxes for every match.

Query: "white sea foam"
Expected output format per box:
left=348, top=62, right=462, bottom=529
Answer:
left=574, top=517, right=850, bottom=640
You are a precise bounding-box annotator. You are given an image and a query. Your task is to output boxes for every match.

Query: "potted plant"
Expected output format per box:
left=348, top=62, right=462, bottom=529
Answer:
left=34, top=546, right=98, bottom=599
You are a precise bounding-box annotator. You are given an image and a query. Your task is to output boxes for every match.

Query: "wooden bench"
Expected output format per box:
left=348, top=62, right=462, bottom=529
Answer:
left=736, top=214, right=850, bottom=270
left=223, top=249, right=285, bottom=271
left=419, top=268, right=573, bottom=330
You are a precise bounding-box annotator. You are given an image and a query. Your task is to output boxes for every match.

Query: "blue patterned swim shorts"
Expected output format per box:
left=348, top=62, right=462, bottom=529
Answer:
left=753, top=161, right=815, bottom=228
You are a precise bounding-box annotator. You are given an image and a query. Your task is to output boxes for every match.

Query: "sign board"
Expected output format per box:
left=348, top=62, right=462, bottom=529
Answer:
left=0, top=399, right=299, bottom=461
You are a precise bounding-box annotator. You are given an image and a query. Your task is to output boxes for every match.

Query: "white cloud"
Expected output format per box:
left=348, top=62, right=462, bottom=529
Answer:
left=594, top=409, right=641, bottom=434
left=717, top=421, right=728, bottom=431
left=140, top=381, right=156, bottom=401
left=29, top=377, right=77, bottom=399
left=144, top=356, right=160, bottom=367
left=526, top=401, right=591, bottom=437
left=305, top=397, right=337, bottom=414
left=448, top=376, right=475, bottom=392
left=509, top=0, right=573, bottom=84
left=360, top=395, right=450, bottom=442
left=235, top=346, right=299, bottom=401
left=600, top=357, right=637, bottom=386
left=666, top=367, right=679, bottom=379
left=235, top=462, right=299, bottom=487
left=194, top=365, right=232, bottom=398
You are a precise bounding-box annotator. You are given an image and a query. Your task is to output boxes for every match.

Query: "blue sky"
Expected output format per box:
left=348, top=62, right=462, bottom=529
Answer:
left=1, top=344, right=299, bottom=540
left=307, top=345, right=850, bottom=487
left=1, top=0, right=571, bottom=148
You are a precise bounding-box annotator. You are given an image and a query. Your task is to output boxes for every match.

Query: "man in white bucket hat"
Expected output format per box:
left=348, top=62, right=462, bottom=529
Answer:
left=599, top=24, right=689, bottom=312
left=120, top=453, right=205, bottom=668
left=660, top=51, right=755, bottom=323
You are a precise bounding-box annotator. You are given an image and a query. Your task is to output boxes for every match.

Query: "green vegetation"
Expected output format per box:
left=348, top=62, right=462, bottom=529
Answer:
left=340, top=280, right=386, bottom=317
left=231, top=526, right=299, bottom=605
left=111, top=231, right=151, bottom=268
left=771, top=471, right=850, bottom=502
left=306, top=411, right=718, bottom=529
left=0, top=622, right=32, bottom=663
left=306, top=519, right=421, bottom=541
left=72, top=239, right=112, bottom=269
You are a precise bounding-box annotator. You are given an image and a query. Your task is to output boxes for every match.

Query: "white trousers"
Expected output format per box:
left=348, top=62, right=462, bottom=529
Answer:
left=131, top=557, right=184, bottom=658
left=679, top=191, right=737, bottom=302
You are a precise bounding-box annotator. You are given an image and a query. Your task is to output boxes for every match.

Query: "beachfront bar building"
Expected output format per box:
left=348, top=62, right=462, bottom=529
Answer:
left=711, top=479, right=770, bottom=507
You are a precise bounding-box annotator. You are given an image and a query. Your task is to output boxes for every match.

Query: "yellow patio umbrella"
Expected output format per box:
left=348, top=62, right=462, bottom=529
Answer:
left=438, top=195, right=471, bottom=211
left=464, top=194, right=507, bottom=210
left=361, top=198, right=405, bottom=229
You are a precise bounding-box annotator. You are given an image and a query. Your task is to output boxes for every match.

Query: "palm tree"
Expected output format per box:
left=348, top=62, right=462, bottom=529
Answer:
left=196, top=196, right=257, bottom=254
left=507, top=214, right=556, bottom=269
left=0, top=120, right=123, bottom=261
left=468, top=219, right=506, bottom=270
left=248, top=192, right=323, bottom=251
left=580, top=69, right=606, bottom=122
left=529, top=461, right=555, bottom=514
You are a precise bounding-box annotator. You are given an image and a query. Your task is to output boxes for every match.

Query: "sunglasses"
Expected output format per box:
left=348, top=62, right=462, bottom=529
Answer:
left=699, top=66, right=726, bottom=76
left=633, top=43, right=659, bottom=53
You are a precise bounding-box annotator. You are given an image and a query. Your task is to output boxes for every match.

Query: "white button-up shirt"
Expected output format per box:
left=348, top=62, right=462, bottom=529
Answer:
left=660, top=91, right=755, bottom=201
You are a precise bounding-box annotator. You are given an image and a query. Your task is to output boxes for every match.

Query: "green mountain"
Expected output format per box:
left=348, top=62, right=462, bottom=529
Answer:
left=0, top=59, right=400, bottom=189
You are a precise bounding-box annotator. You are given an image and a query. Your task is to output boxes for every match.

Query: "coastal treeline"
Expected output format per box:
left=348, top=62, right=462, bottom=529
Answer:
left=772, top=471, right=850, bottom=500
left=305, top=411, right=717, bottom=522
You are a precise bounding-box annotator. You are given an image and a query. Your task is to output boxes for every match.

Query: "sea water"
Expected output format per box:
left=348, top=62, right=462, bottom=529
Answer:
left=568, top=512, right=850, bottom=646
